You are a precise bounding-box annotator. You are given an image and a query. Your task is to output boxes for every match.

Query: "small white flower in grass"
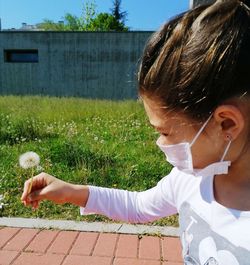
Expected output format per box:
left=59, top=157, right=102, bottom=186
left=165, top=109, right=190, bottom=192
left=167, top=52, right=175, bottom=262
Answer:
left=0, top=194, right=4, bottom=210
left=19, top=151, right=40, bottom=194
left=19, top=152, right=40, bottom=169
left=36, top=165, right=44, bottom=171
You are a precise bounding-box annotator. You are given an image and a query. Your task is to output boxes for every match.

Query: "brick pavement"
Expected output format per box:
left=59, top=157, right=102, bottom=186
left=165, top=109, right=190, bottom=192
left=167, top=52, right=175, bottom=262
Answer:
left=0, top=227, right=183, bottom=265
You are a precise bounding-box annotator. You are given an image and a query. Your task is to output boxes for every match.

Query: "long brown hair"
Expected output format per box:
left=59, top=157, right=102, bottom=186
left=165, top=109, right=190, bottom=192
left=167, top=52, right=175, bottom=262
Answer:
left=138, top=0, right=250, bottom=120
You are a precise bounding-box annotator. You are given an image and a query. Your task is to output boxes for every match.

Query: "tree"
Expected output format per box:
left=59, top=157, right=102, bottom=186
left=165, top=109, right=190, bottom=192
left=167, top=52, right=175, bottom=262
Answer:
left=110, top=0, right=127, bottom=25
left=90, top=13, right=128, bottom=31
left=38, top=1, right=96, bottom=31
left=37, top=0, right=128, bottom=32
left=78, top=0, right=97, bottom=30
left=37, top=19, right=65, bottom=31
left=63, top=14, right=81, bottom=31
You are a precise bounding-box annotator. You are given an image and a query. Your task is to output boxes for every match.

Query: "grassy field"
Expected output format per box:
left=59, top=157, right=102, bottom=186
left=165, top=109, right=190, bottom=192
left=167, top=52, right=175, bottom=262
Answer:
left=0, top=95, right=178, bottom=227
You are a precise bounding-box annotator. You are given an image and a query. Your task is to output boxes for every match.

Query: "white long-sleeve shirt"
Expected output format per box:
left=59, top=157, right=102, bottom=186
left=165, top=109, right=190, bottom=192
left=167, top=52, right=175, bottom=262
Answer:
left=81, top=167, right=250, bottom=264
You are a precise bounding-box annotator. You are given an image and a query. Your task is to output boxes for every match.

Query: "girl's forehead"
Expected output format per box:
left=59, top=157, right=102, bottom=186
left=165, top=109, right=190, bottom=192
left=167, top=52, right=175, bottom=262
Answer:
left=142, top=97, right=196, bottom=130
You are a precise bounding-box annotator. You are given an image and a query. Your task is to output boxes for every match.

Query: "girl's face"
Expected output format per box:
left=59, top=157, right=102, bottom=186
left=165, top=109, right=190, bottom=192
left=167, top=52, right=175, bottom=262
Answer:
left=143, top=97, right=227, bottom=169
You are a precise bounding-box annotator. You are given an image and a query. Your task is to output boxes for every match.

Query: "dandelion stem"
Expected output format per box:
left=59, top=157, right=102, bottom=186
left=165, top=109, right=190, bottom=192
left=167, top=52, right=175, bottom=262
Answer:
left=27, top=167, right=34, bottom=194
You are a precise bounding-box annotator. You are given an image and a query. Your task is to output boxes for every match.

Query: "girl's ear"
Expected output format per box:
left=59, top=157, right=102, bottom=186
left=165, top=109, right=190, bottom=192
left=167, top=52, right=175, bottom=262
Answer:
left=213, top=105, right=245, bottom=140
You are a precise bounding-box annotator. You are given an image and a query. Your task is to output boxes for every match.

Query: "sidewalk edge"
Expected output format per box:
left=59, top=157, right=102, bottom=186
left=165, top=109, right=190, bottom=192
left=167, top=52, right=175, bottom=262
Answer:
left=0, top=217, right=179, bottom=237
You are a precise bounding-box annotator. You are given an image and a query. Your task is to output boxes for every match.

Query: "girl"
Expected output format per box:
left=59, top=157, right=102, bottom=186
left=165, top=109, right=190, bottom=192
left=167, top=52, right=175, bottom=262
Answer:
left=22, top=0, right=250, bottom=263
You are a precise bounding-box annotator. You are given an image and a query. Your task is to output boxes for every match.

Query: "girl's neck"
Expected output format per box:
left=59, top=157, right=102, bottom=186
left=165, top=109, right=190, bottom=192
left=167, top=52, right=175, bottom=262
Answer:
left=227, top=150, right=250, bottom=185
left=213, top=154, right=250, bottom=211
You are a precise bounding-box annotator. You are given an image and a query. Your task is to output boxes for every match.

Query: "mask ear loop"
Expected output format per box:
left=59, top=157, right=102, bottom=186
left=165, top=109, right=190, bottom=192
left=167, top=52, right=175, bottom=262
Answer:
left=190, top=114, right=213, bottom=147
left=220, top=135, right=232, bottom=162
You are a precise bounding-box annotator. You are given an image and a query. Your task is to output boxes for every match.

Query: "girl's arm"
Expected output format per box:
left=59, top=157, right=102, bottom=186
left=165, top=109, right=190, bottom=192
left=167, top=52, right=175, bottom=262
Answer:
left=81, top=184, right=177, bottom=223
left=21, top=172, right=177, bottom=223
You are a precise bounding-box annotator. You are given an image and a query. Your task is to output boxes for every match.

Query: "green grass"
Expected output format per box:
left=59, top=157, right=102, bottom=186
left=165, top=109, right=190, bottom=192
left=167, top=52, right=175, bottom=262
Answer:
left=0, top=95, right=178, bottom=227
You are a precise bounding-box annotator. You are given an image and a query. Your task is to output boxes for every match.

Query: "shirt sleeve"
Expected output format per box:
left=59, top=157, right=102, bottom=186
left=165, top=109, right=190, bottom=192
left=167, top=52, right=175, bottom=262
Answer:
left=80, top=168, right=179, bottom=224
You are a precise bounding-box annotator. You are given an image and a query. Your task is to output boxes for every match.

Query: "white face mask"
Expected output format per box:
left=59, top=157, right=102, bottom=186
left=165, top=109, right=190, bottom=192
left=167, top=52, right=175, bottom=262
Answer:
left=156, top=114, right=232, bottom=176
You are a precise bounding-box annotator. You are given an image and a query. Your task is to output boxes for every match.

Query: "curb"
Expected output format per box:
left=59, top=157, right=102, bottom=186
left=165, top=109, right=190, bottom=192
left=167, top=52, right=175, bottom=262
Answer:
left=0, top=217, right=180, bottom=237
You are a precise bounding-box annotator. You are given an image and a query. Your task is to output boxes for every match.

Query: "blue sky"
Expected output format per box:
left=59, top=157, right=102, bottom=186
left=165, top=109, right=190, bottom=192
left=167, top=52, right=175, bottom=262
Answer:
left=0, top=0, right=190, bottom=30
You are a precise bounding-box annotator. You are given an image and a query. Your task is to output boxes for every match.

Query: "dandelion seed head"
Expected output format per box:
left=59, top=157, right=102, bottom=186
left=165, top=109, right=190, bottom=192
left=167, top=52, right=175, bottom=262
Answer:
left=19, top=151, right=40, bottom=169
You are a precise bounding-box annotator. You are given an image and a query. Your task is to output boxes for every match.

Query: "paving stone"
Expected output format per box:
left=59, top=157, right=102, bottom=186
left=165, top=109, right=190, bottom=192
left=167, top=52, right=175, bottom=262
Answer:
left=25, top=230, right=59, bottom=253
left=162, top=237, right=183, bottom=262
left=62, top=255, right=112, bottom=265
left=0, top=227, right=20, bottom=248
left=3, top=229, right=38, bottom=251
left=113, top=258, right=161, bottom=265
left=12, top=252, right=64, bottom=265
left=70, top=232, right=98, bottom=256
left=47, top=231, right=78, bottom=254
left=115, top=234, right=138, bottom=258
left=0, top=250, right=19, bottom=265
left=92, top=233, right=118, bottom=257
left=0, top=224, right=183, bottom=264
left=138, top=235, right=161, bottom=260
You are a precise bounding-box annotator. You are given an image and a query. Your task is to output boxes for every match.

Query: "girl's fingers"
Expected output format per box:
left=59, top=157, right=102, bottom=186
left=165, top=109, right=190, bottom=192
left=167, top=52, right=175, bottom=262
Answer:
left=31, top=200, right=39, bottom=209
left=27, top=178, right=33, bottom=194
left=21, top=173, right=59, bottom=207
left=28, top=188, right=46, bottom=202
left=21, top=179, right=32, bottom=202
left=21, top=173, right=49, bottom=203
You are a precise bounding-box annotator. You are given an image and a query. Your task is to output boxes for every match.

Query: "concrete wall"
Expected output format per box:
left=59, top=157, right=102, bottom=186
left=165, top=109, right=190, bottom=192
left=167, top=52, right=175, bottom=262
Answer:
left=0, top=31, right=153, bottom=100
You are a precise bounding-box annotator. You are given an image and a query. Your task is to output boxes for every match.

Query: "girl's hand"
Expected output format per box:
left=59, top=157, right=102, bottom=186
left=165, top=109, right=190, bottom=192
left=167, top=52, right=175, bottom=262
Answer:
left=21, top=172, right=80, bottom=209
